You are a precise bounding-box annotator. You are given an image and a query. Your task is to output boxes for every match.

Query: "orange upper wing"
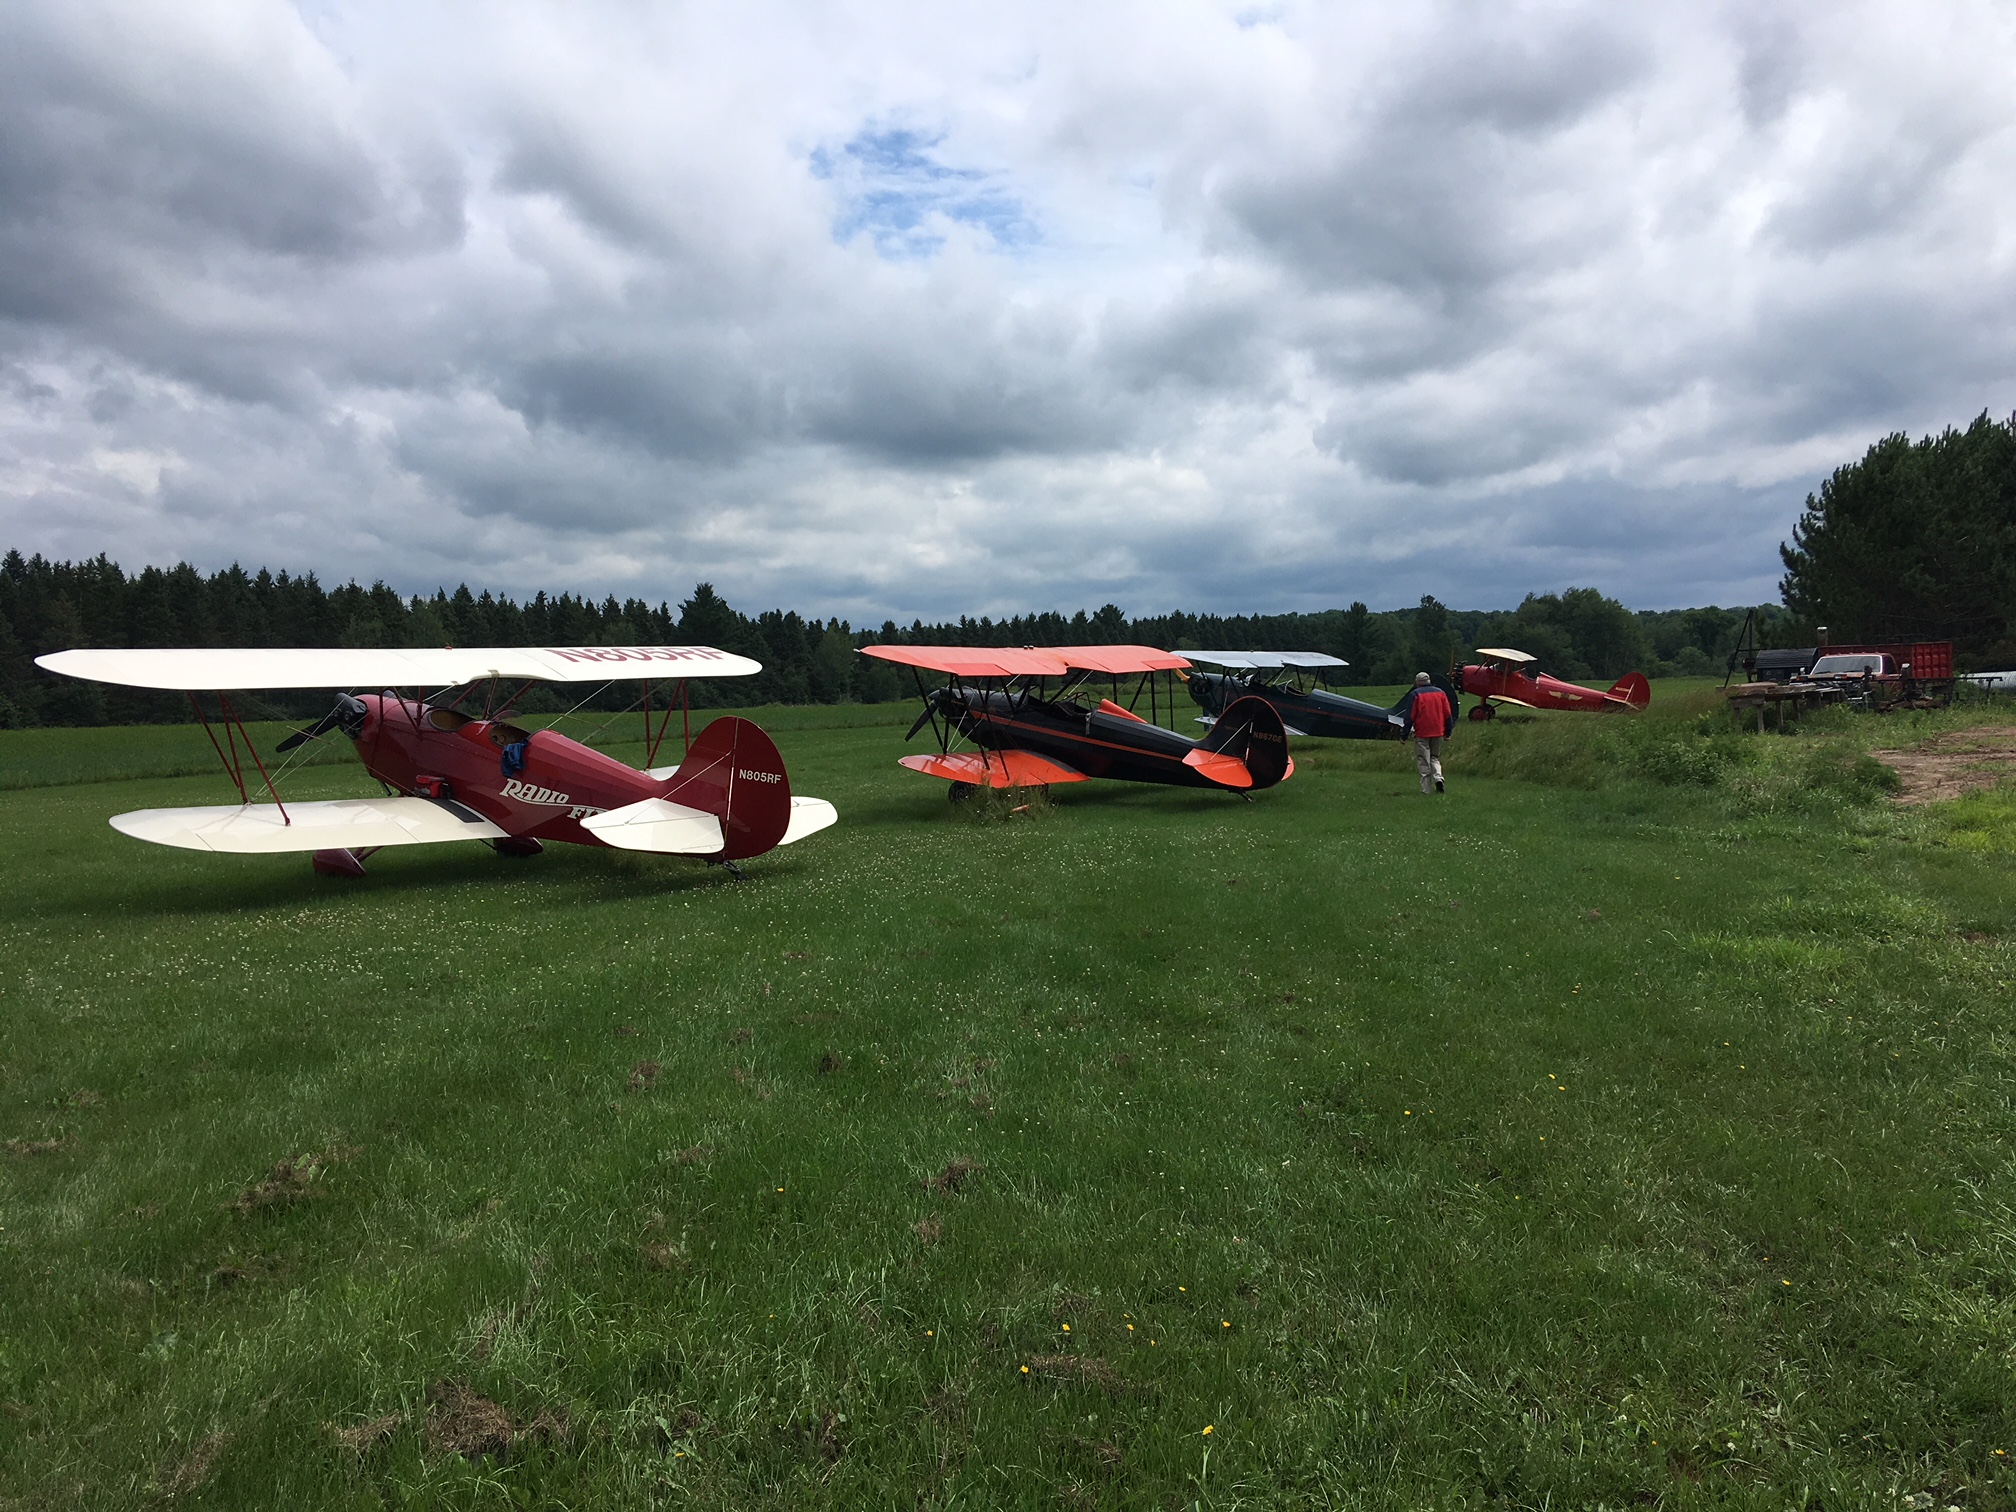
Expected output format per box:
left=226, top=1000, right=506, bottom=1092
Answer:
left=861, top=645, right=1073, bottom=678
left=861, top=644, right=1191, bottom=678
left=1049, top=645, right=1193, bottom=675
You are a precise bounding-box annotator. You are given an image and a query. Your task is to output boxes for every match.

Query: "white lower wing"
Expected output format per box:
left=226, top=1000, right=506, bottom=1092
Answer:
left=111, top=798, right=507, bottom=854
left=580, top=797, right=724, bottom=854
left=781, top=796, right=838, bottom=845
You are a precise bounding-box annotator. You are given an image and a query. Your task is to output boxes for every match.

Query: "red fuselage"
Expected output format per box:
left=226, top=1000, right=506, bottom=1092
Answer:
left=1458, top=666, right=1650, bottom=716
left=351, top=694, right=657, bottom=847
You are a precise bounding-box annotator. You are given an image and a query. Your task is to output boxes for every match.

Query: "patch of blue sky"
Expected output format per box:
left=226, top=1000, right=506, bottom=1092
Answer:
left=811, top=127, right=1038, bottom=260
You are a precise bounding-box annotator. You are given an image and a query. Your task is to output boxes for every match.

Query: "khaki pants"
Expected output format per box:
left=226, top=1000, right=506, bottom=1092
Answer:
left=1414, top=736, right=1444, bottom=793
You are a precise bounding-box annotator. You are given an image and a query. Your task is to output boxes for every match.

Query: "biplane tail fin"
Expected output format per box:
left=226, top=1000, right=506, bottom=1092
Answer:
left=1605, top=671, right=1651, bottom=711
left=655, top=716, right=795, bottom=861
left=1188, top=694, right=1292, bottom=790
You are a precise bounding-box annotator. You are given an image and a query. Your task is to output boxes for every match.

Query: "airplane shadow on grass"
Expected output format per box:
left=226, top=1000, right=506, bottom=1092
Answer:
left=863, top=780, right=1251, bottom=822
left=53, top=841, right=768, bottom=922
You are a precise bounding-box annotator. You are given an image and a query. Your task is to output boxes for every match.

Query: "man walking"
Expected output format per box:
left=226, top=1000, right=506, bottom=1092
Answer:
left=1404, top=672, right=1453, bottom=794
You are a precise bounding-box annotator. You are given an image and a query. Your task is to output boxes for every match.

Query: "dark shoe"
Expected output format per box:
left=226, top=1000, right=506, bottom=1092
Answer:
left=1435, top=780, right=1445, bottom=793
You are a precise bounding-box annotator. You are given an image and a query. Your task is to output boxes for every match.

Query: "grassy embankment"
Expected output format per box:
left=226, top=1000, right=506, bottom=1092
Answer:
left=3, top=683, right=2016, bottom=1508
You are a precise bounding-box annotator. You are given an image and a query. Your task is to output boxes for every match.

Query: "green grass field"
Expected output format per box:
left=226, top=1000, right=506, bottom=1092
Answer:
left=4, top=685, right=2016, bottom=1508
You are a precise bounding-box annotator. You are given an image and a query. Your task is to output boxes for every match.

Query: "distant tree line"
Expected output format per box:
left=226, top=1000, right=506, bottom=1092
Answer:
left=1781, top=410, right=2016, bottom=663
left=0, top=548, right=1774, bottom=728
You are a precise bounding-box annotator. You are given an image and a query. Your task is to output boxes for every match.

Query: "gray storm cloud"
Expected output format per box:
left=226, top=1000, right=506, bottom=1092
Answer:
left=1, top=0, right=2013, bottom=619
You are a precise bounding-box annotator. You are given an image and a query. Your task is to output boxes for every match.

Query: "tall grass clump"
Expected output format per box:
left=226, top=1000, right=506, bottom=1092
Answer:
left=1432, top=683, right=1920, bottom=812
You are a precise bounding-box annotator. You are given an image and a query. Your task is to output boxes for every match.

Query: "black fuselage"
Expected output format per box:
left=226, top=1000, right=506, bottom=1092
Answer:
left=946, top=687, right=1228, bottom=787
left=1186, top=671, right=1407, bottom=741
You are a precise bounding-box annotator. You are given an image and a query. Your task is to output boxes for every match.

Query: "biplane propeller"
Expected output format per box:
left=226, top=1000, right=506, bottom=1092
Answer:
left=1457, top=647, right=1651, bottom=721
left=33, top=645, right=838, bottom=879
left=1181, top=652, right=1418, bottom=741
left=276, top=692, right=368, bottom=751
left=861, top=644, right=1293, bottom=799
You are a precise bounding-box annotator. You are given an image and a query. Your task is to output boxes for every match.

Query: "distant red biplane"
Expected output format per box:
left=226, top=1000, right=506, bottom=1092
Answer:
left=1458, top=647, right=1651, bottom=721
left=862, top=644, right=1293, bottom=798
left=34, top=646, right=837, bottom=878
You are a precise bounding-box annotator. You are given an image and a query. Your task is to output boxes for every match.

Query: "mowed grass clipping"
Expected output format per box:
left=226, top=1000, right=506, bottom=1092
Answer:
left=2, top=690, right=2016, bottom=1508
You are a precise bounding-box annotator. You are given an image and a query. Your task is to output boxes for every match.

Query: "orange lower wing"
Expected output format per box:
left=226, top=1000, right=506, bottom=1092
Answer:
left=898, top=751, right=1088, bottom=788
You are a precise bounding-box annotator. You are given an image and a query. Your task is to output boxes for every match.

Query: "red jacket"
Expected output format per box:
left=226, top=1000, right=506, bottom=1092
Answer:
left=1407, top=686, right=1453, bottom=739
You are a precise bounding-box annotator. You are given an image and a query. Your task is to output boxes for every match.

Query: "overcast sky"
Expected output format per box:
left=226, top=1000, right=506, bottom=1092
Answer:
left=3, top=1, right=2013, bottom=621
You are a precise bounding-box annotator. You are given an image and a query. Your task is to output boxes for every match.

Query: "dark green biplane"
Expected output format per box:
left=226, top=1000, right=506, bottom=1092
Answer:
left=1183, top=652, right=1414, bottom=741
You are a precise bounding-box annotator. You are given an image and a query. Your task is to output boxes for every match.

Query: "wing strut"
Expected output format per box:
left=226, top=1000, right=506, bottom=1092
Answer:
left=188, top=692, right=292, bottom=824
left=641, top=677, right=690, bottom=767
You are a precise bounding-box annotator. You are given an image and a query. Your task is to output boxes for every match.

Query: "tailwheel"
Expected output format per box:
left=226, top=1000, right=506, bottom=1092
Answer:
left=948, top=782, right=977, bottom=804
left=1468, top=702, right=1495, bottom=722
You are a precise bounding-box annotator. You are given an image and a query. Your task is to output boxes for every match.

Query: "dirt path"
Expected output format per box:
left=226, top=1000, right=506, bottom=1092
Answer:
left=1870, top=724, right=2016, bottom=804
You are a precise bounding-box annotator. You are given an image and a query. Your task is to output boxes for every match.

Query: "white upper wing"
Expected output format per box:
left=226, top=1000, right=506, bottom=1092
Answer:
left=110, top=797, right=507, bottom=854
left=36, top=645, right=761, bottom=691
left=1187, top=651, right=1349, bottom=670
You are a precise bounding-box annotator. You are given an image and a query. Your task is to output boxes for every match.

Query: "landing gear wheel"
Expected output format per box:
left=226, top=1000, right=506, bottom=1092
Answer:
left=712, top=859, right=748, bottom=881
left=948, top=782, right=977, bottom=805
left=1468, top=702, right=1495, bottom=722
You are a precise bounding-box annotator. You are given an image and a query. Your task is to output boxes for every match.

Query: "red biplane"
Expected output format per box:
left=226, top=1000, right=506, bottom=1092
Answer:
left=1458, top=647, right=1651, bottom=721
left=33, top=646, right=837, bottom=878
left=862, top=644, right=1293, bottom=798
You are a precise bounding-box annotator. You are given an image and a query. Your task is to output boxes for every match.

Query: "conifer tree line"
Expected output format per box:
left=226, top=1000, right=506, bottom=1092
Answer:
left=1779, top=410, right=2016, bottom=661
left=0, top=547, right=1778, bottom=729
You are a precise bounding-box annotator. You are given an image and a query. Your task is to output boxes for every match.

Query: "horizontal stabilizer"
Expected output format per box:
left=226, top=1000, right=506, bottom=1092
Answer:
left=580, top=797, right=724, bottom=855
left=898, top=750, right=1088, bottom=788
left=110, top=797, right=506, bottom=854
left=1181, top=748, right=1253, bottom=788
left=781, top=796, right=839, bottom=845
left=1191, top=694, right=1291, bottom=790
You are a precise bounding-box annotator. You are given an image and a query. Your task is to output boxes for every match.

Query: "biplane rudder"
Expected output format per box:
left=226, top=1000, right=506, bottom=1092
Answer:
left=1196, top=694, right=1292, bottom=790
left=657, top=716, right=793, bottom=861
left=1606, top=671, right=1651, bottom=711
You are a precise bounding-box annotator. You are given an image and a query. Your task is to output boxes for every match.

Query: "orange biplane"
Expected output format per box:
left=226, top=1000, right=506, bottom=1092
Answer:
left=862, top=644, right=1293, bottom=798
